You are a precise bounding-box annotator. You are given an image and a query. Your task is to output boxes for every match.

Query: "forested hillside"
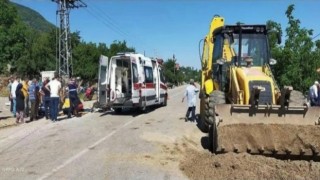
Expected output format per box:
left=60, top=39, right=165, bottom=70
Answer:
left=11, top=2, right=55, bottom=33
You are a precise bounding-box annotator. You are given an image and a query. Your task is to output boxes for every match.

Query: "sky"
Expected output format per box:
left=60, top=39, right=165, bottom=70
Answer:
left=11, top=0, right=320, bottom=69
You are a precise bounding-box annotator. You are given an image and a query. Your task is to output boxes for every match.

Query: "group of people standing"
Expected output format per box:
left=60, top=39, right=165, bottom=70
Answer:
left=9, top=76, right=41, bottom=123
left=8, top=74, right=82, bottom=123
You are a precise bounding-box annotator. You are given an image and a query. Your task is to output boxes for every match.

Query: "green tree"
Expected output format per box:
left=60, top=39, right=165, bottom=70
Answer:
left=0, top=0, right=28, bottom=74
left=72, top=40, right=135, bottom=81
left=97, top=42, right=109, bottom=56
left=73, top=42, right=100, bottom=80
left=163, top=59, right=200, bottom=85
left=180, top=66, right=201, bottom=83
left=163, top=58, right=176, bottom=84
left=107, top=40, right=135, bottom=57
left=15, top=30, right=56, bottom=77
left=269, top=4, right=320, bottom=92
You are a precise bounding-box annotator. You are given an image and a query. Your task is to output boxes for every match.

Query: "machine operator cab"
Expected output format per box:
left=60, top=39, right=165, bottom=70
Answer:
left=215, top=25, right=279, bottom=67
left=212, top=25, right=280, bottom=91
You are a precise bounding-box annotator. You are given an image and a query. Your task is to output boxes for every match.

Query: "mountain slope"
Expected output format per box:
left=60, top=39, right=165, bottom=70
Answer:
left=11, top=2, right=56, bottom=33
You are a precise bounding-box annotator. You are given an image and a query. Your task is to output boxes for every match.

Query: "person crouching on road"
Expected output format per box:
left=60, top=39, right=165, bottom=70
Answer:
left=62, top=92, right=72, bottom=118
left=15, top=83, right=25, bottom=123
left=46, top=74, right=61, bottom=122
left=182, top=79, right=199, bottom=122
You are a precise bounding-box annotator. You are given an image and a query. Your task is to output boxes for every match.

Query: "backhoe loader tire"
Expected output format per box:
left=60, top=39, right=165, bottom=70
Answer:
left=209, top=121, right=218, bottom=153
left=205, top=90, right=225, bottom=153
left=210, top=90, right=226, bottom=104
left=204, top=90, right=226, bottom=125
left=201, top=116, right=211, bottom=133
left=199, top=115, right=210, bottom=133
left=208, top=109, right=215, bottom=116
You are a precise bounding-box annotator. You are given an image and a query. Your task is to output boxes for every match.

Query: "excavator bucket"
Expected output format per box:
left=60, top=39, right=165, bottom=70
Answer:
left=211, top=104, right=320, bottom=160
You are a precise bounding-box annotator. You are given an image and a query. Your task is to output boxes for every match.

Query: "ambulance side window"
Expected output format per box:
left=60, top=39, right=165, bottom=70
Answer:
left=132, top=63, right=138, bottom=83
left=144, top=66, right=153, bottom=83
left=159, top=69, right=166, bottom=83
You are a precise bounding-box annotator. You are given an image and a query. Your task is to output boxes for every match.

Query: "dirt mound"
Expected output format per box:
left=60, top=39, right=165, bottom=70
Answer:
left=290, top=90, right=306, bottom=106
left=218, top=124, right=320, bottom=155
left=180, top=148, right=320, bottom=180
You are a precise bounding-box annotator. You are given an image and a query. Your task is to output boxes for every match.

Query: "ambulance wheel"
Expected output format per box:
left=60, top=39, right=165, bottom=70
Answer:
left=140, top=106, right=147, bottom=112
left=114, top=108, right=122, bottom=113
left=163, top=96, right=167, bottom=106
left=139, top=104, right=150, bottom=113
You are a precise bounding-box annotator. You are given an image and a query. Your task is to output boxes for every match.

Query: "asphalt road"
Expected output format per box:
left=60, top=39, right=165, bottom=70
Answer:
left=0, top=85, right=205, bottom=180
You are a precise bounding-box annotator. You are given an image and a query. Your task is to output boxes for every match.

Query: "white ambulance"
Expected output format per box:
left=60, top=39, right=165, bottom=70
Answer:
left=98, top=53, right=168, bottom=113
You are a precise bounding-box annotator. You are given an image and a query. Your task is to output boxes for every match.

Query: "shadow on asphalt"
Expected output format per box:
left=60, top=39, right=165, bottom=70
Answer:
left=83, top=108, right=92, bottom=112
left=201, top=136, right=210, bottom=150
left=0, top=116, right=12, bottom=120
left=99, top=105, right=160, bottom=118
left=194, top=114, right=211, bottom=152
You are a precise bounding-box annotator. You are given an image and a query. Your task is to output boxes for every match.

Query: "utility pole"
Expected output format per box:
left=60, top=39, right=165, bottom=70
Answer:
left=173, top=54, right=176, bottom=85
left=52, top=0, right=87, bottom=78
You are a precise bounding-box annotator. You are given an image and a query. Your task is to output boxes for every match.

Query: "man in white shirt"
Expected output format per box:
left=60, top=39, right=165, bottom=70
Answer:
left=309, top=81, right=319, bottom=106
left=182, top=79, right=199, bottom=122
left=46, top=74, right=61, bottom=122
left=10, top=76, right=19, bottom=117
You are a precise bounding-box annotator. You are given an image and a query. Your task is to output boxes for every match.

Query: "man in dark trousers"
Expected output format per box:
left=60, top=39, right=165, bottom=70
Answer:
left=68, top=77, right=80, bottom=117
left=182, top=79, right=199, bottom=122
left=28, top=78, right=38, bottom=121
left=40, top=79, right=51, bottom=119
left=46, top=74, right=61, bottom=122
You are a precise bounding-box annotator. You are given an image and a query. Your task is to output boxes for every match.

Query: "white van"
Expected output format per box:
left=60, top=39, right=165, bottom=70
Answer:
left=98, top=53, right=168, bottom=112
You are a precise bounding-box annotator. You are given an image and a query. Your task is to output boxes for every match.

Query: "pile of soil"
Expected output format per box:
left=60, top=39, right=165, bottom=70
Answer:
left=289, top=90, right=306, bottom=106
left=218, top=124, right=320, bottom=154
left=180, top=148, right=320, bottom=180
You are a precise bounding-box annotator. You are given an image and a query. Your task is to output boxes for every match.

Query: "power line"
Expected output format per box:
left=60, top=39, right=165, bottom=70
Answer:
left=81, top=1, right=157, bottom=58
left=87, top=2, right=130, bottom=37
left=83, top=7, right=152, bottom=55
left=84, top=8, right=127, bottom=39
left=86, top=9, right=129, bottom=38
left=312, top=32, right=320, bottom=40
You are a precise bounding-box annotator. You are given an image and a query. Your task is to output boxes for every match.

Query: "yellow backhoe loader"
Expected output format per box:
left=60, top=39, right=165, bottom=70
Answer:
left=200, top=15, right=320, bottom=160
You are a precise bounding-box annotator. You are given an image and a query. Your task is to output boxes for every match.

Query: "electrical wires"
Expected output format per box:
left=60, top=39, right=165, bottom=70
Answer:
left=84, top=3, right=129, bottom=39
left=81, top=0, right=152, bottom=54
left=312, top=32, right=320, bottom=40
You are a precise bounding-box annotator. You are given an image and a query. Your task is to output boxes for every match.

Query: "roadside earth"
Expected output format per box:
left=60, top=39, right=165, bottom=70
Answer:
left=0, top=97, right=16, bottom=129
left=180, top=148, right=320, bottom=180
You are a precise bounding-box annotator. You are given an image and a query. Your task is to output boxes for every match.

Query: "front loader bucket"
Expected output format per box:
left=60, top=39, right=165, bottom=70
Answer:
left=211, top=104, right=320, bottom=160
